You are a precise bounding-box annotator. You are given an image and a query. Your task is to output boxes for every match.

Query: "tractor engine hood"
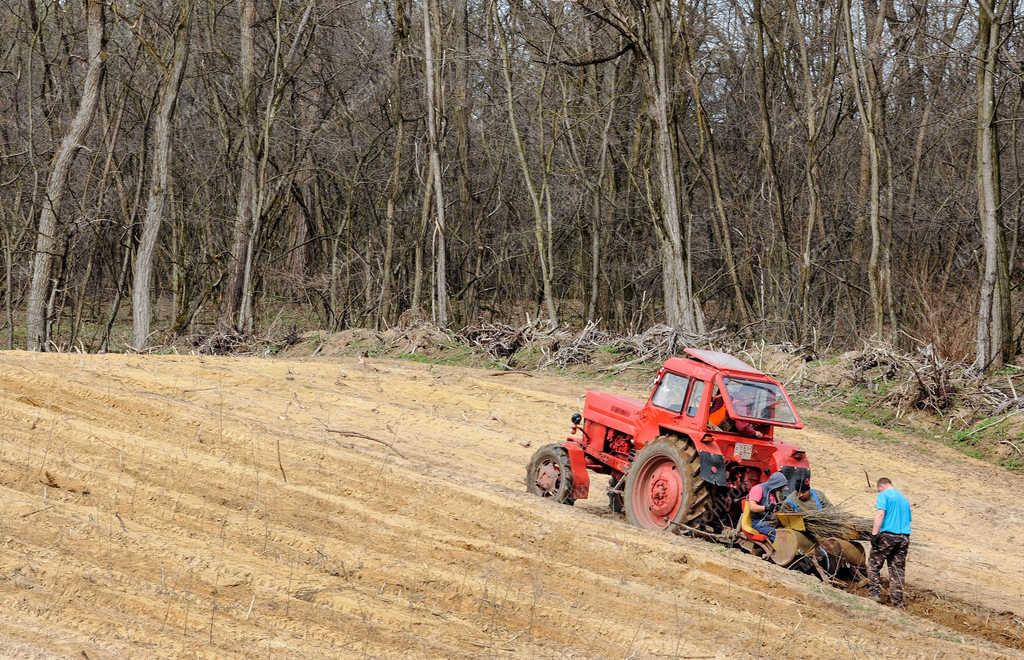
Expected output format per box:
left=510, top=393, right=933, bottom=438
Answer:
left=583, top=391, right=645, bottom=432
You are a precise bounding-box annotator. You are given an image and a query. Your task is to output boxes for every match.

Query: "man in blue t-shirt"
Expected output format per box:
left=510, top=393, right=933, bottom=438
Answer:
left=868, top=477, right=912, bottom=607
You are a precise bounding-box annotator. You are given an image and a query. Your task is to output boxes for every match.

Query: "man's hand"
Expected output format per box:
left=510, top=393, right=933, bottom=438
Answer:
left=765, top=502, right=779, bottom=515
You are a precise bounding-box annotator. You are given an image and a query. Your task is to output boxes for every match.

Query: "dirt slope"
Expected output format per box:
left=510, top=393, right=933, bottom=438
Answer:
left=0, top=352, right=1021, bottom=658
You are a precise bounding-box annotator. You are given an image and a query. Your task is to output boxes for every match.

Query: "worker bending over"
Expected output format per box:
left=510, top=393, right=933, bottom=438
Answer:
left=783, top=479, right=831, bottom=512
left=746, top=471, right=788, bottom=541
left=868, top=477, right=912, bottom=608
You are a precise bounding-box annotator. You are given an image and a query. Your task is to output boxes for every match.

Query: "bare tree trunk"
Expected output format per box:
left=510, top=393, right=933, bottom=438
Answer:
left=412, top=162, right=432, bottom=314
left=974, top=0, right=1011, bottom=370
left=26, top=0, right=105, bottom=350
left=453, top=0, right=479, bottom=320
left=644, top=0, right=699, bottom=332
left=843, top=0, right=887, bottom=336
left=753, top=0, right=791, bottom=283
left=131, top=4, right=191, bottom=351
left=590, top=66, right=617, bottom=322
left=378, top=0, right=409, bottom=329
left=3, top=223, right=15, bottom=349
left=224, top=0, right=257, bottom=331
left=495, top=8, right=559, bottom=325
left=423, top=0, right=449, bottom=326
left=788, top=0, right=838, bottom=341
left=679, top=14, right=750, bottom=326
left=378, top=118, right=403, bottom=327
left=242, top=1, right=316, bottom=331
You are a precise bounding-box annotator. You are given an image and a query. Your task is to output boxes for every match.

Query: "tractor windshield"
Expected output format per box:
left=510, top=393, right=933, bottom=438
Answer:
left=721, top=377, right=798, bottom=425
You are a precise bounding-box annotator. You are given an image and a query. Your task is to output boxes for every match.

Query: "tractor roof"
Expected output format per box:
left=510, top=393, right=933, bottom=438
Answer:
left=663, top=348, right=768, bottom=378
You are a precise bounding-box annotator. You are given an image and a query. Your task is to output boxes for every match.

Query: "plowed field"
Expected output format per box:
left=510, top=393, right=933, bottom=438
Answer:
left=0, top=352, right=1021, bottom=657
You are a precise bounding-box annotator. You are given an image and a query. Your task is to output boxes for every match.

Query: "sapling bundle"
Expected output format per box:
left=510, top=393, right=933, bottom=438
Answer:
left=801, top=507, right=873, bottom=541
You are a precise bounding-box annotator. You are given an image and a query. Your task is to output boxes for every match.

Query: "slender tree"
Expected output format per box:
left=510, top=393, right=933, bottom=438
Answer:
left=974, top=0, right=1012, bottom=370
left=25, top=0, right=106, bottom=350
left=132, top=2, right=192, bottom=351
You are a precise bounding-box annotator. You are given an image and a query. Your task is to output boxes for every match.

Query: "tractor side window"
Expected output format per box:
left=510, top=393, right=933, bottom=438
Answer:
left=651, top=373, right=689, bottom=413
left=685, top=380, right=706, bottom=417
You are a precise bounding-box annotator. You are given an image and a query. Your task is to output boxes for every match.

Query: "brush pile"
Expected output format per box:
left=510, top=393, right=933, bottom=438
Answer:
left=189, top=328, right=302, bottom=356
left=801, top=507, right=873, bottom=541
left=458, top=321, right=568, bottom=361
left=847, top=339, right=1024, bottom=419
left=457, top=320, right=742, bottom=370
left=849, top=340, right=960, bottom=414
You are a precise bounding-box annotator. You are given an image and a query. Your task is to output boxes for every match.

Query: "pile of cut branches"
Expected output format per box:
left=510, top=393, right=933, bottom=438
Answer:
left=607, top=324, right=734, bottom=365
left=845, top=339, right=1024, bottom=419
left=381, top=322, right=454, bottom=355
left=190, top=331, right=259, bottom=355
left=188, top=326, right=302, bottom=356
left=457, top=320, right=738, bottom=370
left=458, top=320, right=565, bottom=360
left=541, top=320, right=609, bottom=367
left=849, top=340, right=961, bottom=415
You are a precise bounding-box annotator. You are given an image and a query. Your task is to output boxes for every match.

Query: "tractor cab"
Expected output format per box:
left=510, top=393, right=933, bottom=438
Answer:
left=679, top=348, right=802, bottom=432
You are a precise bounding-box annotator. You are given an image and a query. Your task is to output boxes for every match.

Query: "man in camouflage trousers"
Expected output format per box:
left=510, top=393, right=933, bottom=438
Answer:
left=868, top=477, right=912, bottom=608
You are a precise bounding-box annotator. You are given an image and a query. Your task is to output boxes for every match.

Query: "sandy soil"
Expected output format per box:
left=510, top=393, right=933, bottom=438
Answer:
left=0, top=351, right=1021, bottom=658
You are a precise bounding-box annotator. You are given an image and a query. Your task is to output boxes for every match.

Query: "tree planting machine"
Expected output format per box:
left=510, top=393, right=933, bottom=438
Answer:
left=525, top=349, right=866, bottom=577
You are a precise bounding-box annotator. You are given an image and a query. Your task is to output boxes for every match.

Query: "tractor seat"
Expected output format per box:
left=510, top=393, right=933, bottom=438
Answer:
left=739, top=500, right=768, bottom=542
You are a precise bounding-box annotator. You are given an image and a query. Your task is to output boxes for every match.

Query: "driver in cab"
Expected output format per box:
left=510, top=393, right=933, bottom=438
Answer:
left=708, top=392, right=765, bottom=438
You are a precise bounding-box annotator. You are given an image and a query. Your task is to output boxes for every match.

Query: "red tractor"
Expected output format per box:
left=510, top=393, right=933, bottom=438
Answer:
left=526, top=349, right=809, bottom=539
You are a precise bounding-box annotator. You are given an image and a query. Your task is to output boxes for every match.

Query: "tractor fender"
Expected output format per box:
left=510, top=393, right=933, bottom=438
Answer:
left=698, top=451, right=728, bottom=486
left=562, top=442, right=591, bottom=500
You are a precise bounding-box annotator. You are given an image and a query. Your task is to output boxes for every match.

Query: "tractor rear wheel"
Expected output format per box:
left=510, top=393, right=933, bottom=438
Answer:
left=624, top=435, right=708, bottom=532
left=525, top=444, right=575, bottom=505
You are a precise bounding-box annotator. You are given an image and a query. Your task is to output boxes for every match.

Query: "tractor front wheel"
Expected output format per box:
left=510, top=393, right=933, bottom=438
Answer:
left=624, top=436, right=707, bottom=532
left=525, top=444, right=575, bottom=505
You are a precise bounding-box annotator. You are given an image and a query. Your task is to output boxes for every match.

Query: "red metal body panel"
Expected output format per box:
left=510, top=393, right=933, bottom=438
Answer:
left=563, top=442, right=591, bottom=499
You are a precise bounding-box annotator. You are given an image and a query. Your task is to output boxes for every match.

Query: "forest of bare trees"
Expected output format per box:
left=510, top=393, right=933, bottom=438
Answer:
left=0, top=0, right=1022, bottom=368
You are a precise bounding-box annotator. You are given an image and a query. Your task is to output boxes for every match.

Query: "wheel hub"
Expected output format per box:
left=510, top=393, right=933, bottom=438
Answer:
left=535, top=460, right=561, bottom=495
left=647, top=463, right=680, bottom=518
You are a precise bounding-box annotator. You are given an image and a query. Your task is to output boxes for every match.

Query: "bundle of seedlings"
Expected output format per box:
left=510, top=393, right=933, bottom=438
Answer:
left=800, top=507, right=874, bottom=541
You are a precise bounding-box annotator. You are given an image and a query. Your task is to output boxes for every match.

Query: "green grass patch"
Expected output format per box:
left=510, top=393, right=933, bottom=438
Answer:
left=395, top=344, right=496, bottom=368
left=1002, top=456, right=1024, bottom=471
left=831, top=386, right=898, bottom=427
left=509, top=345, right=546, bottom=369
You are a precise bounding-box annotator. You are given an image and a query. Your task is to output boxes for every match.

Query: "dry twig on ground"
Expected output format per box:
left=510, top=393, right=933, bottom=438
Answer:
left=321, top=426, right=406, bottom=459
